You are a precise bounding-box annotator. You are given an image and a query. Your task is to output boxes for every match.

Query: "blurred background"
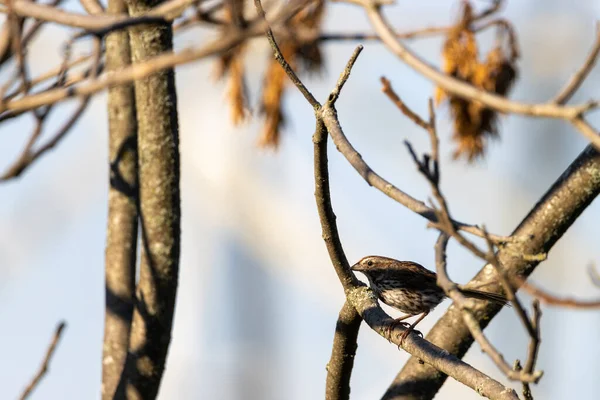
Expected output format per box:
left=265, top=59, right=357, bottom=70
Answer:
left=1, top=0, right=600, bottom=398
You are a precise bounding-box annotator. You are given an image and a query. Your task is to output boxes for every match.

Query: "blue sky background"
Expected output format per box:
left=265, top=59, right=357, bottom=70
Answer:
left=1, top=1, right=600, bottom=399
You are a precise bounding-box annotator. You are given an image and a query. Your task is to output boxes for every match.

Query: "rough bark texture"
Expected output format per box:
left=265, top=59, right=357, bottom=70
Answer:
left=102, top=0, right=139, bottom=398
left=325, top=301, right=362, bottom=400
left=115, top=0, right=181, bottom=398
left=383, top=144, right=600, bottom=400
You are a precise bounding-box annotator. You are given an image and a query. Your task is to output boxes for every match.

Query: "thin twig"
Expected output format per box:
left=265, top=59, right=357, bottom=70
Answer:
left=518, top=279, right=600, bottom=309
left=482, top=230, right=543, bottom=381
left=589, top=263, right=600, bottom=287
left=0, top=40, right=100, bottom=181
left=0, top=0, right=199, bottom=29
left=319, top=25, right=449, bottom=42
left=394, top=88, right=544, bottom=383
left=19, top=321, right=67, bottom=400
left=253, top=0, right=318, bottom=108
left=4, top=54, right=93, bottom=101
left=8, top=4, right=30, bottom=95
left=328, top=45, right=364, bottom=105
left=553, top=23, right=600, bottom=105
left=380, top=76, right=428, bottom=130
left=482, top=230, right=536, bottom=338
left=523, top=301, right=542, bottom=374
left=514, top=360, right=534, bottom=400
left=434, top=233, right=542, bottom=384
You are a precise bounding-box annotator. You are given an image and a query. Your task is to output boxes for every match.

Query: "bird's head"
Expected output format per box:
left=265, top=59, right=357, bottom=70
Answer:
left=351, top=255, right=393, bottom=274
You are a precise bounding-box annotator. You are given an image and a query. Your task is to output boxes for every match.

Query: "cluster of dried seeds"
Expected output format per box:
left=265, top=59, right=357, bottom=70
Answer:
left=436, top=2, right=518, bottom=162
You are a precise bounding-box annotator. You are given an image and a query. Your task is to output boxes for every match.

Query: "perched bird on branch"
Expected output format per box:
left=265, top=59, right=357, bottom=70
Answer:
left=352, top=255, right=509, bottom=343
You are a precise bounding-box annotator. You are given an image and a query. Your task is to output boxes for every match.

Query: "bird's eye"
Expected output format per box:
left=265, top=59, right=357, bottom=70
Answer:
left=367, top=260, right=373, bottom=266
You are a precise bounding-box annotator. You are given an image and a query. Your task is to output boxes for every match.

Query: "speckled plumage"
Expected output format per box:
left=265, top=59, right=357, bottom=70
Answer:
left=351, top=255, right=508, bottom=342
left=354, top=256, right=446, bottom=314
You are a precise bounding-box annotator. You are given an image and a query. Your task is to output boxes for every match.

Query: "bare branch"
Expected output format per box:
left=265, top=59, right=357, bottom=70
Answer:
left=523, top=301, right=542, bottom=376
left=0, top=39, right=101, bottom=181
left=553, top=23, right=600, bottom=105
left=313, top=67, right=360, bottom=290
left=19, top=321, right=67, bottom=400
left=519, top=279, right=600, bottom=309
left=0, top=0, right=199, bottom=29
left=253, top=0, right=319, bottom=108
left=325, top=301, right=362, bottom=400
left=589, top=263, right=600, bottom=287
left=114, top=1, right=180, bottom=397
left=513, top=360, right=534, bottom=400
left=319, top=25, right=449, bottom=42
left=434, top=233, right=542, bottom=384
left=101, top=0, right=138, bottom=398
left=323, top=81, right=513, bottom=243
left=380, top=77, right=428, bottom=130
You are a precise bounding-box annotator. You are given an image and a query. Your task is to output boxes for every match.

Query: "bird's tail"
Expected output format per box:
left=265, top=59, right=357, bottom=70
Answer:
left=458, top=287, right=510, bottom=307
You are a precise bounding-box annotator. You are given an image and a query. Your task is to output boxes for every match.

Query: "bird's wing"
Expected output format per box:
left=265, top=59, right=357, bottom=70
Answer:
left=394, top=262, right=438, bottom=287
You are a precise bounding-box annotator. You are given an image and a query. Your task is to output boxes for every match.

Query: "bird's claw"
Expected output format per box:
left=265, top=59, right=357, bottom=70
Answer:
left=385, top=321, right=410, bottom=343
left=396, top=328, right=423, bottom=349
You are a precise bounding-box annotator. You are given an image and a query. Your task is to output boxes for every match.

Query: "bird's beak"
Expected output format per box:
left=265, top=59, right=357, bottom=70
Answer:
left=350, top=262, right=361, bottom=271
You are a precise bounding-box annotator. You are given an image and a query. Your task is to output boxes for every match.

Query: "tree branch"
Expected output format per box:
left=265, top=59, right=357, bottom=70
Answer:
left=325, top=301, right=362, bottom=400
left=19, top=321, right=67, bottom=400
left=518, top=279, right=600, bottom=309
left=552, top=22, right=600, bottom=105
left=114, top=0, right=180, bottom=397
left=323, top=77, right=512, bottom=244
left=101, top=0, right=139, bottom=398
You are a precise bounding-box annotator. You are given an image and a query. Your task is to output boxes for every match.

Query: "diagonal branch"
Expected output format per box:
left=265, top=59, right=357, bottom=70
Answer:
left=324, top=77, right=512, bottom=244
left=553, top=22, right=600, bottom=105
left=518, top=279, right=600, bottom=309
left=19, top=321, right=67, bottom=400
left=254, top=0, right=319, bottom=108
